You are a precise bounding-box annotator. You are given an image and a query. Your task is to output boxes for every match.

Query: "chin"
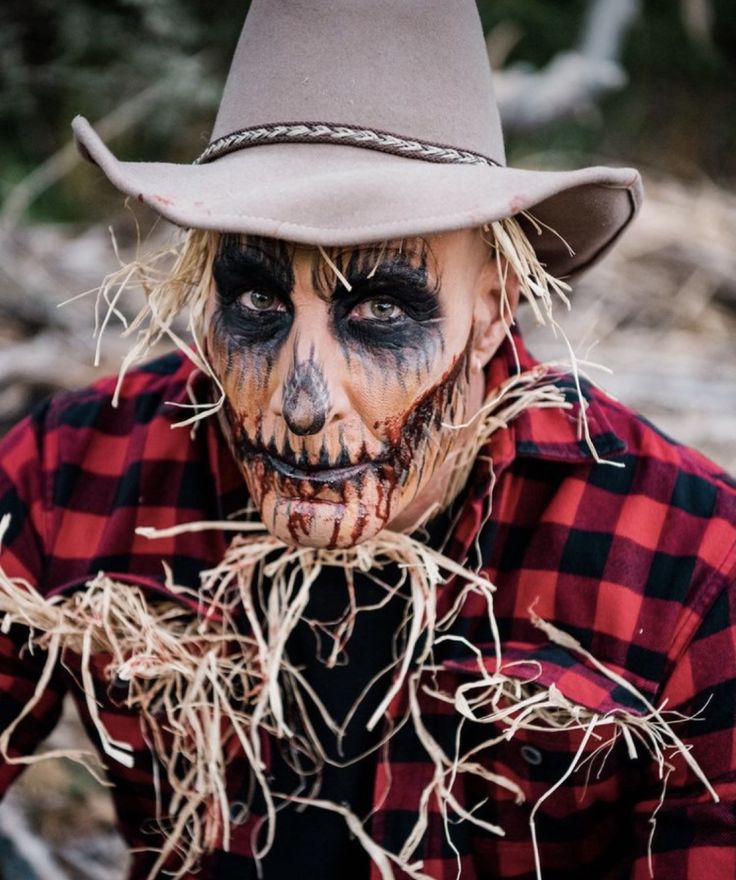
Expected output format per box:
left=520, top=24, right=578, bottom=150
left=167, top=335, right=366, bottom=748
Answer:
left=240, top=452, right=420, bottom=548
left=259, top=495, right=392, bottom=549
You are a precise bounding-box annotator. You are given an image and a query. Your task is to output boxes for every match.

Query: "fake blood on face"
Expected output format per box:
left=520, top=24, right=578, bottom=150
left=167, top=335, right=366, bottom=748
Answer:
left=223, top=340, right=471, bottom=549
left=207, top=233, right=481, bottom=548
left=381, top=344, right=469, bottom=473
left=286, top=503, right=315, bottom=543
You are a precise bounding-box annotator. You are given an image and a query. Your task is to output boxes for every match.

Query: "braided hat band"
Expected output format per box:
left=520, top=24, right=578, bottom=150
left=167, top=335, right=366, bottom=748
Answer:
left=73, top=0, right=642, bottom=276
left=194, top=122, right=503, bottom=167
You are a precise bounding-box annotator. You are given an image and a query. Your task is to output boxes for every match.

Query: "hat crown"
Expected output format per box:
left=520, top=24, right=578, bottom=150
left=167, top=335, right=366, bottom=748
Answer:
left=211, top=0, right=505, bottom=165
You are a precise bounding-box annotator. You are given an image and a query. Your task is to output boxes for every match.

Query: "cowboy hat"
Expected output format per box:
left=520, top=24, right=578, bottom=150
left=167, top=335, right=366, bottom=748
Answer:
left=71, top=0, right=642, bottom=280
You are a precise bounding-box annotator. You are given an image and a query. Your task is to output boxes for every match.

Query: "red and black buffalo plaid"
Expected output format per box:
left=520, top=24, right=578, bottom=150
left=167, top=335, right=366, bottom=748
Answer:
left=0, top=331, right=735, bottom=879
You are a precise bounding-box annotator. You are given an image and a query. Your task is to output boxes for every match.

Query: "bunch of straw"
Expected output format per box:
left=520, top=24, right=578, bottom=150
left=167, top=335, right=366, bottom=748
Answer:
left=0, top=509, right=719, bottom=880
left=0, top=514, right=502, bottom=879
left=0, top=517, right=269, bottom=878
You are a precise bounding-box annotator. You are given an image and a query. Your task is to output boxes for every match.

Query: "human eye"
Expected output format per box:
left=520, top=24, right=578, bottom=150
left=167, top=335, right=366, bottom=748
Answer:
left=350, top=296, right=406, bottom=322
left=240, top=290, right=288, bottom=313
left=214, top=280, right=291, bottom=345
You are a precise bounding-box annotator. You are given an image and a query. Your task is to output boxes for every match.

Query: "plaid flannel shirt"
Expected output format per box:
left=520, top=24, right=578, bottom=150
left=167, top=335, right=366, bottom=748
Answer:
left=1, top=332, right=735, bottom=880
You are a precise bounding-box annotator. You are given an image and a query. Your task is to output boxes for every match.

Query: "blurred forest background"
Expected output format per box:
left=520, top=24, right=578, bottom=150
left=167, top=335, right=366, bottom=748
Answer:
left=0, top=1, right=735, bottom=877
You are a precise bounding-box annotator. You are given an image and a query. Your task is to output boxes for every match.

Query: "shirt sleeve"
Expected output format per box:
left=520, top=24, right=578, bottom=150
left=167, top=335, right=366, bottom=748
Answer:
left=629, top=564, right=736, bottom=879
left=0, top=402, right=67, bottom=794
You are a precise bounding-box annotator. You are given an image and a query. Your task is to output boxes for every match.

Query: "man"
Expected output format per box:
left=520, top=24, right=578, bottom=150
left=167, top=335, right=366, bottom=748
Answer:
left=1, top=2, right=734, bottom=879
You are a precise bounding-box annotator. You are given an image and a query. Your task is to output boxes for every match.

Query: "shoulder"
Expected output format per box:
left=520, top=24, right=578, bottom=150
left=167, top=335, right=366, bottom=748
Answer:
left=0, top=351, right=213, bottom=586
left=489, top=377, right=736, bottom=699
left=582, top=383, right=736, bottom=587
left=34, top=349, right=210, bottom=505
left=587, top=380, right=734, bottom=496
left=1, top=350, right=200, bottom=480
left=0, top=352, right=186, bottom=584
left=18, top=350, right=208, bottom=479
left=42, top=350, right=197, bottom=437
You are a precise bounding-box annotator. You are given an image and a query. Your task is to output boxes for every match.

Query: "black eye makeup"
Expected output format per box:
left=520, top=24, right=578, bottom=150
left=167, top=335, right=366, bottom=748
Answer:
left=210, top=235, right=446, bottom=359
left=330, top=260, right=444, bottom=352
left=212, top=237, right=294, bottom=344
left=213, top=237, right=293, bottom=301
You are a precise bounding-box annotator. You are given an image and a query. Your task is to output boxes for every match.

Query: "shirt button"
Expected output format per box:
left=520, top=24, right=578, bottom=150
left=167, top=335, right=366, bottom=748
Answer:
left=111, top=674, right=130, bottom=693
left=520, top=745, right=543, bottom=766
left=230, top=801, right=248, bottom=824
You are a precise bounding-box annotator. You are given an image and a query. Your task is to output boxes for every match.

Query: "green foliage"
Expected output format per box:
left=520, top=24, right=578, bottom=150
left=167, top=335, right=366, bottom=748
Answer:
left=1, top=0, right=249, bottom=219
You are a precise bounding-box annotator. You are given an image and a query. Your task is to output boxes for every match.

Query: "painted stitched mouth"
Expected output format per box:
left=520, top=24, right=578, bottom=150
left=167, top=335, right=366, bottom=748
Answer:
left=263, top=452, right=380, bottom=482
left=237, top=429, right=391, bottom=478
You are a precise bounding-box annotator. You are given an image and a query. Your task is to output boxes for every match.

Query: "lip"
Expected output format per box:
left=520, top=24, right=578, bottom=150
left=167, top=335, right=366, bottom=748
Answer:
left=263, top=452, right=380, bottom=483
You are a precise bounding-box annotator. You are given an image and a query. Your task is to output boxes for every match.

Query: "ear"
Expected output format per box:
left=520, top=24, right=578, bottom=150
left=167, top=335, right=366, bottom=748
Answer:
left=470, top=258, right=520, bottom=371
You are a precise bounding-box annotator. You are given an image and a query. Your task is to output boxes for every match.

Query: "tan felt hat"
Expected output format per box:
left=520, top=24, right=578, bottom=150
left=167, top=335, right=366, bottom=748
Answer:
left=72, top=0, right=643, bottom=280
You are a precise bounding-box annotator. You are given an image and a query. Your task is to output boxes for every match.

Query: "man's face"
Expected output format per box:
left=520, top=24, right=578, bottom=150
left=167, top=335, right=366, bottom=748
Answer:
left=205, top=229, right=501, bottom=548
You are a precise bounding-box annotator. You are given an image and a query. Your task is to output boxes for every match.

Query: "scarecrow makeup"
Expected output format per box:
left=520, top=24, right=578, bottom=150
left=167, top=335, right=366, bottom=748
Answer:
left=206, top=231, right=495, bottom=548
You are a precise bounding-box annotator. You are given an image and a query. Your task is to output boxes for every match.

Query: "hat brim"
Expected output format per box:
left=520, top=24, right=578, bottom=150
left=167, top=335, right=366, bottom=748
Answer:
left=73, top=115, right=641, bottom=280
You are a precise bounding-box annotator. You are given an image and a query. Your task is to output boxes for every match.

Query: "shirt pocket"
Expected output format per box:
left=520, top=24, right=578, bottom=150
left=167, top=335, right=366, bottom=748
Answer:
left=440, top=641, right=651, bottom=811
left=428, top=643, right=653, bottom=879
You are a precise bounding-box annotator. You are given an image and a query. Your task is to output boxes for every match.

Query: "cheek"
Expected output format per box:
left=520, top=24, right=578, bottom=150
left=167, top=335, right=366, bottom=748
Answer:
left=347, top=320, right=469, bottom=444
left=347, top=357, right=425, bottom=439
left=206, top=318, right=276, bottom=425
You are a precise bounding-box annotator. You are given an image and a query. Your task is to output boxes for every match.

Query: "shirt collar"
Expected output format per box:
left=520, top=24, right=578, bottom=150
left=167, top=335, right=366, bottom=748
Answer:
left=439, top=330, right=628, bottom=570
left=484, top=329, right=627, bottom=472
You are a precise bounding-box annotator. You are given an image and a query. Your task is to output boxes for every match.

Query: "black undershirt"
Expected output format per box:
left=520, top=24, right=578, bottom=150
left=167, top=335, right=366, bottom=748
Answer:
left=215, top=563, right=408, bottom=878
left=215, top=515, right=452, bottom=878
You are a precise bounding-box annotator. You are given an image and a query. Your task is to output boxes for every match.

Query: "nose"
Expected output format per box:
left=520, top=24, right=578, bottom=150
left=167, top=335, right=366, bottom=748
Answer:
left=283, top=358, right=329, bottom=435
left=274, top=340, right=346, bottom=436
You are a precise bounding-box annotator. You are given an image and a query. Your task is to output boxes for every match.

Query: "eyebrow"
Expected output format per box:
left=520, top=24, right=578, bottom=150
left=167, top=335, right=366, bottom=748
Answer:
left=314, top=243, right=441, bottom=300
left=214, top=236, right=295, bottom=293
left=342, top=258, right=437, bottom=294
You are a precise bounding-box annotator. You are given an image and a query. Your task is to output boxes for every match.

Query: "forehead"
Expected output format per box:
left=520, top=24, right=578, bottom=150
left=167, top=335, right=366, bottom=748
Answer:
left=217, top=233, right=437, bottom=263
left=213, top=230, right=481, bottom=289
left=214, top=233, right=447, bottom=300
